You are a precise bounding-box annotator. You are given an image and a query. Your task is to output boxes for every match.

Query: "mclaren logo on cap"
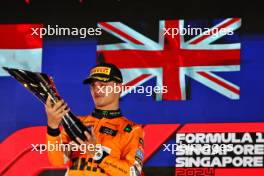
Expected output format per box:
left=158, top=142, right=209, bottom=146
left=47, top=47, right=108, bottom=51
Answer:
left=90, top=67, right=111, bottom=76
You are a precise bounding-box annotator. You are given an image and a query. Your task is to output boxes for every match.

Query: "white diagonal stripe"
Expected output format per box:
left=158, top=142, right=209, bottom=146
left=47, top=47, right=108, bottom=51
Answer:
left=0, top=49, right=42, bottom=76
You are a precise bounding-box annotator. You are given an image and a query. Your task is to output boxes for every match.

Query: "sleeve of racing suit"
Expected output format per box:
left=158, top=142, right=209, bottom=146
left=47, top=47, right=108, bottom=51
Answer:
left=98, top=125, right=144, bottom=176
left=46, top=126, right=70, bottom=167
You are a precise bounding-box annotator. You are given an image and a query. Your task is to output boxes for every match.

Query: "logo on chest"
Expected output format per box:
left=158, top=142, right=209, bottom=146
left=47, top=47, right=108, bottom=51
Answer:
left=99, top=126, right=118, bottom=136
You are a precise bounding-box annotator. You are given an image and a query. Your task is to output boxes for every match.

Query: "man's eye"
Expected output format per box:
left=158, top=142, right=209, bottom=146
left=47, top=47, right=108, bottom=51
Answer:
left=90, top=82, right=95, bottom=87
left=101, top=83, right=107, bottom=86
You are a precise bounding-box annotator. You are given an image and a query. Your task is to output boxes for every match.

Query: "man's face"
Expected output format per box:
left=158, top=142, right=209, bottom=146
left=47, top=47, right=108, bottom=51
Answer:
left=90, top=80, right=121, bottom=108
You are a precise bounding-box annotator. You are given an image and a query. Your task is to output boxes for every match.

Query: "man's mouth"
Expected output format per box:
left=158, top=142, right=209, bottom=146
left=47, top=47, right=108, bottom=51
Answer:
left=94, top=93, right=104, bottom=98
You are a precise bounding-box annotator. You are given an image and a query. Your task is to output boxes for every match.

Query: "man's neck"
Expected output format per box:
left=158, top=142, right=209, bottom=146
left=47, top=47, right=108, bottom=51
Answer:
left=92, top=108, right=122, bottom=119
left=96, top=107, right=119, bottom=111
left=96, top=104, right=119, bottom=111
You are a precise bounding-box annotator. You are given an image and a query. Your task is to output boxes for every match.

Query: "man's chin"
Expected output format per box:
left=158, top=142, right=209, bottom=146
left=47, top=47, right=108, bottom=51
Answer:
left=94, top=100, right=106, bottom=108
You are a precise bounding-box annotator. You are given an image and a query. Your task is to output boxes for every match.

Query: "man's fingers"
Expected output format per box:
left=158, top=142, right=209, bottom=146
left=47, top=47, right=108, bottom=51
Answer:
left=66, top=108, right=70, bottom=113
left=84, top=131, right=91, bottom=141
left=91, top=127, right=95, bottom=137
left=45, top=95, right=52, bottom=108
left=91, top=127, right=96, bottom=142
left=53, top=100, right=64, bottom=111
left=55, top=103, right=68, bottom=114
left=70, top=141, right=78, bottom=147
left=76, top=137, right=85, bottom=145
left=57, top=107, right=70, bottom=118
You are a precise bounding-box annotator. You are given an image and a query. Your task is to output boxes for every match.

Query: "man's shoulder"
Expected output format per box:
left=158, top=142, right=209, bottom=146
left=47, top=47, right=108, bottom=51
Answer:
left=119, top=116, right=143, bottom=133
left=78, top=115, right=95, bottom=125
left=77, top=114, right=143, bottom=132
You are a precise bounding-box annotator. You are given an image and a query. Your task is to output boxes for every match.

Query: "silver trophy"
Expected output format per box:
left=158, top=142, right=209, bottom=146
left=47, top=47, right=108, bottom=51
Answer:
left=3, top=67, right=90, bottom=143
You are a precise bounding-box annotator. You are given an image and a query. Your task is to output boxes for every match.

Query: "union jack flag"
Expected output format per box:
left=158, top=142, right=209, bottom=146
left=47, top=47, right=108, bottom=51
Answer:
left=97, top=18, right=241, bottom=101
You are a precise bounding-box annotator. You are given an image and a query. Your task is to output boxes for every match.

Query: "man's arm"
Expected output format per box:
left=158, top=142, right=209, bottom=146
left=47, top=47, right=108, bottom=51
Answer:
left=45, top=95, right=70, bottom=166
left=46, top=126, right=70, bottom=166
left=97, top=125, right=144, bottom=176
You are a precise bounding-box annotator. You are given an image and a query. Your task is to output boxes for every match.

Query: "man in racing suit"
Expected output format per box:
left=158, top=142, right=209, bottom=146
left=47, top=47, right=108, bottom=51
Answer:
left=45, top=63, right=144, bottom=176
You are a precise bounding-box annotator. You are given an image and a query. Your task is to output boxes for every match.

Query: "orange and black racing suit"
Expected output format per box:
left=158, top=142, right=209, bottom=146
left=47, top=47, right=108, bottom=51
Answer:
left=46, top=109, right=144, bottom=176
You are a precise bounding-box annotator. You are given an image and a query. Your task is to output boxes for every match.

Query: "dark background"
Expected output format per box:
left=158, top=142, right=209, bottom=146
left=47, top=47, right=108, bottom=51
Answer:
left=0, top=0, right=263, bottom=33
